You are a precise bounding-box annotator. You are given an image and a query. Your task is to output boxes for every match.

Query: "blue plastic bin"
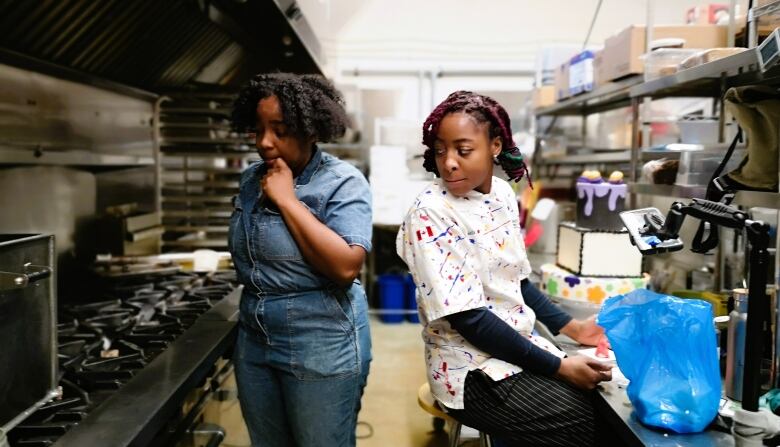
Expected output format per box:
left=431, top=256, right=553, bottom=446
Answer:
left=405, top=274, right=420, bottom=323
left=377, top=274, right=405, bottom=323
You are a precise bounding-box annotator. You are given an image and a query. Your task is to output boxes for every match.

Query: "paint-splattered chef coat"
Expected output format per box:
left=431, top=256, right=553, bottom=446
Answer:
left=396, top=176, right=563, bottom=409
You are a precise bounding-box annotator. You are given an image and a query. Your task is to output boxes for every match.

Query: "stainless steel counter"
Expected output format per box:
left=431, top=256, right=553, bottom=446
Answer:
left=556, top=338, right=735, bottom=446
left=532, top=252, right=735, bottom=445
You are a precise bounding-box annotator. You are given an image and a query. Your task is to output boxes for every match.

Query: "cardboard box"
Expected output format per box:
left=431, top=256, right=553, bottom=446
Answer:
left=554, top=62, right=571, bottom=101
left=686, top=4, right=729, bottom=25
left=532, top=86, right=556, bottom=109
left=601, top=25, right=728, bottom=82
left=593, top=50, right=607, bottom=88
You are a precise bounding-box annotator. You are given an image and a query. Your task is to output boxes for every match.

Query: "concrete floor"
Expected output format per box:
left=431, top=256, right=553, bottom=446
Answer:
left=356, top=317, right=450, bottom=447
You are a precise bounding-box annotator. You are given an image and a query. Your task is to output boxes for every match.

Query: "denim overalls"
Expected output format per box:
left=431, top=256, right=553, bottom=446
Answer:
left=229, top=147, right=373, bottom=447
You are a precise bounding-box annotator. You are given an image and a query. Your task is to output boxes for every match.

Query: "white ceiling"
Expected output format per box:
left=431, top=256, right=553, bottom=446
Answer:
left=297, top=0, right=748, bottom=74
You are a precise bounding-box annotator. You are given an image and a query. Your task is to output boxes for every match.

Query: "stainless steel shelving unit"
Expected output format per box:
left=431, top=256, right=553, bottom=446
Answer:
left=533, top=42, right=780, bottom=296
left=628, top=183, right=707, bottom=200
left=156, top=93, right=257, bottom=252
left=534, top=48, right=780, bottom=209
left=535, top=148, right=695, bottom=169
left=535, top=150, right=632, bottom=166
left=529, top=3, right=780, bottom=437
left=630, top=184, right=779, bottom=209
left=534, top=76, right=642, bottom=117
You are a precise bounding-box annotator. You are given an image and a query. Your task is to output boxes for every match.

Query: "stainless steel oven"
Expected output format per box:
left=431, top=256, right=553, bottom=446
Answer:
left=0, top=234, right=57, bottom=447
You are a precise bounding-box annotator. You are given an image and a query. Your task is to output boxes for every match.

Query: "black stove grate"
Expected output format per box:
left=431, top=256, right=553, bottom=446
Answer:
left=7, top=271, right=237, bottom=446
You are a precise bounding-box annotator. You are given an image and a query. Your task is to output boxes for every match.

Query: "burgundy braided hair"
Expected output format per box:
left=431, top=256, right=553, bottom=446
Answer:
left=422, top=90, right=532, bottom=188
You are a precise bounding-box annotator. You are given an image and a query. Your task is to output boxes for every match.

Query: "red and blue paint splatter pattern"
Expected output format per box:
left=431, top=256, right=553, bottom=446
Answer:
left=396, top=177, right=561, bottom=410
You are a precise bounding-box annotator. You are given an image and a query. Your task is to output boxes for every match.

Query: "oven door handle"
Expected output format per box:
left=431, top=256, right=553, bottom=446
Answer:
left=0, top=264, right=51, bottom=292
left=190, top=423, right=225, bottom=447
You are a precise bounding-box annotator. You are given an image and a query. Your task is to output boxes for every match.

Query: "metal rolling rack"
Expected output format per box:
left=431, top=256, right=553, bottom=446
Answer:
left=155, top=93, right=256, bottom=251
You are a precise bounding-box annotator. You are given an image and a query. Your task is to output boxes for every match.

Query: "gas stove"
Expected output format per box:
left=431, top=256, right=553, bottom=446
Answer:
left=7, top=271, right=240, bottom=447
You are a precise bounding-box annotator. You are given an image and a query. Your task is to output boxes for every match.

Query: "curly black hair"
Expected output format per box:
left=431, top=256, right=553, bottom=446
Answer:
left=232, top=73, right=349, bottom=143
left=422, top=90, right=531, bottom=187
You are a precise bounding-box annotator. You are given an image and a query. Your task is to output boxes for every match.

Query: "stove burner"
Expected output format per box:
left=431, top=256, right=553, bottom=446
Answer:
left=7, top=270, right=238, bottom=446
left=92, top=258, right=182, bottom=280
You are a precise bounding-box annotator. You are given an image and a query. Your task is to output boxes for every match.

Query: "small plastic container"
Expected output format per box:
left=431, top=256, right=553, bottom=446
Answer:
left=678, top=117, right=737, bottom=144
left=642, top=48, right=700, bottom=81
left=377, top=274, right=405, bottom=323
left=678, top=117, right=719, bottom=144
left=539, top=135, right=568, bottom=160
left=675, top=147, right=746, bottom=186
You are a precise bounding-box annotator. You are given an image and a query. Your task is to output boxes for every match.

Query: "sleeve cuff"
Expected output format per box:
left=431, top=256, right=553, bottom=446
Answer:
left=524, top=344, right=563, bottom=376
left=342, top=234, right=372, bottom=252
left=541, top=354, right=562, bottom=376
left=550, top=314, right=574, bottom=335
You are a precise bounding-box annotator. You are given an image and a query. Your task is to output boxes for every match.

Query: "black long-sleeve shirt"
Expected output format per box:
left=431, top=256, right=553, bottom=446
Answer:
left=445, top=279, right=572, bottom=376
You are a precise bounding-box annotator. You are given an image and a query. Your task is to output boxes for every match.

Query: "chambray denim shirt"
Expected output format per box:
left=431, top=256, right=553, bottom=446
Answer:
left=229, top=147, right=373, bottom=295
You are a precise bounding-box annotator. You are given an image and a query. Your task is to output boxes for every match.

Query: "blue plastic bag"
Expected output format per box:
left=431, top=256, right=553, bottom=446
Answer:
left=598, top=289, right=720, bottom=433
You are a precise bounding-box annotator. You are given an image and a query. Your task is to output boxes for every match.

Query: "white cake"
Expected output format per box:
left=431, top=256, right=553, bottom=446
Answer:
left=547, top=171, right=649, bottom=316
left=541, top=263, right=649, bottom=305
left=556, top=222, right=643, bottom=278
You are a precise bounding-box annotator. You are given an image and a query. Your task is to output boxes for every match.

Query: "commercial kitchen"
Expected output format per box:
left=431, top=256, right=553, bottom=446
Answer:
left=1, top=1, right=780, bottom=446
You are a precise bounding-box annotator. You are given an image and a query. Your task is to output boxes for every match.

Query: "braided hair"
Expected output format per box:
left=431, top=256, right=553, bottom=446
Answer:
left=422, top=90, right=531, bottom=187
left=232, top=73, right=348, bottom=143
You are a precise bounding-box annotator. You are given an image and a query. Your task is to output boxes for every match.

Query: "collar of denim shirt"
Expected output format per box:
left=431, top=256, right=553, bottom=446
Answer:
left=294, top=145, right=322, bottom=186
left=244, top=145, right=323, bottom=215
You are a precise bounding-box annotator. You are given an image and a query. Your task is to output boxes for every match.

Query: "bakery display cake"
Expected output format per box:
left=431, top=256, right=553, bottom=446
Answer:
left=541, top=263, right=649, bottom=305
left=541, top=170, right=649, bottom=307
left=576, top=170, right=627, bottom=231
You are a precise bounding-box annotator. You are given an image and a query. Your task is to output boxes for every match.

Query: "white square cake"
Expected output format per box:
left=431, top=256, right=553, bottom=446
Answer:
left=556, top=222, right=643, bottom=278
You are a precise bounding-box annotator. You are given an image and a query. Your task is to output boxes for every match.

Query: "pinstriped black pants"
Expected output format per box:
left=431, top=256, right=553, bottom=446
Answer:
left=445, top=369, right=597, bottom=447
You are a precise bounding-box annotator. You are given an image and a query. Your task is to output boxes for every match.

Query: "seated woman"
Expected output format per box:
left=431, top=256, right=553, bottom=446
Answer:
left=396, top=91, right=612, bottom=446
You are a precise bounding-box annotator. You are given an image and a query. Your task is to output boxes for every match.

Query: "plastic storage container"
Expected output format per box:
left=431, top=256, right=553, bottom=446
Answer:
left=405, top=274, right=420, bottom=323
left=678, top=117, right=737, bottom=144
left=538, top=135, right=568, bottom=160
left=377, top=274, right=405, bottom=323
left=642, top=48, right=700, bottom=80
left=675, top=147, right=746, bottom=186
